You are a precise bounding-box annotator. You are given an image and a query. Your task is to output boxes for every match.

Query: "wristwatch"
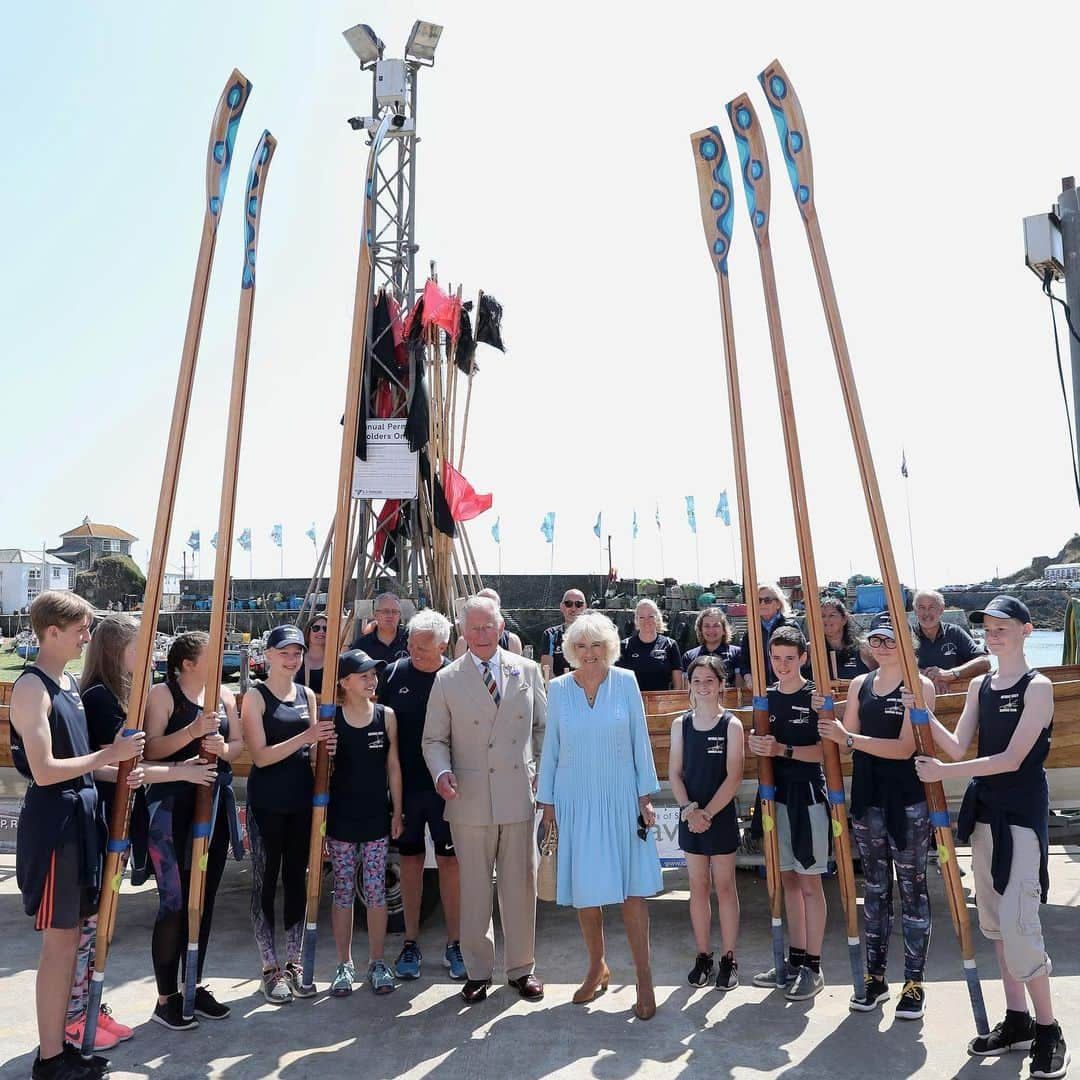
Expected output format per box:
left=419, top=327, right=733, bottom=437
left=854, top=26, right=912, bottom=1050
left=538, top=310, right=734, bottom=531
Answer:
left=845, top=734, right=855, bottom=751
left=783, top=744, right=795, bottom=759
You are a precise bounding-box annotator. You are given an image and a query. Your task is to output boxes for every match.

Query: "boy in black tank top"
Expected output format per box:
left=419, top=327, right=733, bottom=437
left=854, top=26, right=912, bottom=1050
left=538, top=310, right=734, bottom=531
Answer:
left=11, top=591, right=145, bottom=1080
left=747, top=625, right=828, bottom=1004
left=915, top=596, right=1068, bottom=1079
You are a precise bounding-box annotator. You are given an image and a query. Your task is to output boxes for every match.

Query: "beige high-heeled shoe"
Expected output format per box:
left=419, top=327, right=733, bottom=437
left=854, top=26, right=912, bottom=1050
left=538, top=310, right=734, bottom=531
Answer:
left=572, top=964, right=611, bottom=1004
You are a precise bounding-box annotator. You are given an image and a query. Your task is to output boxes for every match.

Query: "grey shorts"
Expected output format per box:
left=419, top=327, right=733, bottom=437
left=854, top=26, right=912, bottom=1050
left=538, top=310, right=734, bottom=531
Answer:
left=776, top=801, right=829, bottom=876
left=972, top=822, right=1051, bottom=982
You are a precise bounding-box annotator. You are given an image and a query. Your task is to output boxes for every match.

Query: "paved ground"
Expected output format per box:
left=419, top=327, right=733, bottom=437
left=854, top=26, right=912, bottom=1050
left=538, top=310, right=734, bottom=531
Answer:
left=0, top=847, right=1077, bottom=1080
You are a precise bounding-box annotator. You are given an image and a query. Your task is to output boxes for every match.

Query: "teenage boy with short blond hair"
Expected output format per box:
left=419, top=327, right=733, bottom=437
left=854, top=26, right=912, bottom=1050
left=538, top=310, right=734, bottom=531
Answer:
left=11, top=592, right=145, bottom=1079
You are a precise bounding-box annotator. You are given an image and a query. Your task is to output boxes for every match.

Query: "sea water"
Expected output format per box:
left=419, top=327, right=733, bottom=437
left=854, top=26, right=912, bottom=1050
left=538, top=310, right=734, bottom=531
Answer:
left=986, top=628, right=1065, bottom=670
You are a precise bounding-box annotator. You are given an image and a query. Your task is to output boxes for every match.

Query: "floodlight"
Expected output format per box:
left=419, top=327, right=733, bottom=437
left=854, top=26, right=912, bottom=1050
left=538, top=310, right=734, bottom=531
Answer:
left=405, top=20, right=443, bottom=65
left=343, top=23, right=384, bottom=68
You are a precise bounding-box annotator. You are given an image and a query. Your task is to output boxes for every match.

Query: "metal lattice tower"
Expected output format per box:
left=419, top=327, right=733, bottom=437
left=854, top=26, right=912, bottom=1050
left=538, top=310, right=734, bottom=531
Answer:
left=341, top=21, right=442, bottom=604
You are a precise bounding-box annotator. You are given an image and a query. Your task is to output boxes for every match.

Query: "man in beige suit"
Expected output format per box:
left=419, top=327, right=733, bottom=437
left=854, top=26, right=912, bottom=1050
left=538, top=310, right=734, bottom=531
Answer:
left=423, top=594, right=547, bottom=1003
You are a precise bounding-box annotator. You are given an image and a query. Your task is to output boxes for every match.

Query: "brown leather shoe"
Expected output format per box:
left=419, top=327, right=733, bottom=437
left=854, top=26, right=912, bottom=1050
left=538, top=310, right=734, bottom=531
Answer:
left=461, top=978, right=492, bottom=1004
left=507, top=974, right=544, bottom=1001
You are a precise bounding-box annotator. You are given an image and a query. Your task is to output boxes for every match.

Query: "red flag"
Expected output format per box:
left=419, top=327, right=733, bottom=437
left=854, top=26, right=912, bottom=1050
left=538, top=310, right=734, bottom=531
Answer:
left=422, top=280, right=461, bottom=339
left=442, top=461, right=492, bottom=521
left=373, top=499, right=401, bottom=564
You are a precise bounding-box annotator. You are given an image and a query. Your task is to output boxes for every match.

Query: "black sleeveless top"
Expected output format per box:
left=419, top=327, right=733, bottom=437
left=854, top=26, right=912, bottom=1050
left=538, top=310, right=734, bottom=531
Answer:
left=327, top=704, right=391, bottom=843
left=849, top=672, right=925, bottom=849
left=13, top=667, right=103, bottom=916
left=247, top=682, right=313, bottom=814
left=957, top=670, right=1051, bottom=900
left=769, top=680, right=825, bottom=805
left=147, top=685, right=231, bottom=804
left=680, top=710, right=734, bottom=804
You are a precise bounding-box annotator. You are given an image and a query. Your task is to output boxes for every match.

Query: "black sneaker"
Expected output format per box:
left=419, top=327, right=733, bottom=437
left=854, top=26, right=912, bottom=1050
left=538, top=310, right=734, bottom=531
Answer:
left=1030, top=1020, right=1070, bottom=1079
left=969, top=1010, right=1036, bottom=1056
left=193, top=984, right=230, bottom=1020
left=62, top=1046, right=109, bottom=1079
left=895, top=981, right=925, bottom=1021
left=150, top=993, right=199, bottom=1031
left=849, top=973, right=889, bottom=1012
left=715, top=952, right=738, bottom=991
left=687, top=952, right=714, bottom=987
left=31, top=1050, right=100, bottom=1079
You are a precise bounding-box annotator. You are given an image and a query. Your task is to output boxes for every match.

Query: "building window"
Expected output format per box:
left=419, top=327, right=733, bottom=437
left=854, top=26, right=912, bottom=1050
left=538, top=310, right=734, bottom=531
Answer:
left=69, top=569, right=75, bottom=588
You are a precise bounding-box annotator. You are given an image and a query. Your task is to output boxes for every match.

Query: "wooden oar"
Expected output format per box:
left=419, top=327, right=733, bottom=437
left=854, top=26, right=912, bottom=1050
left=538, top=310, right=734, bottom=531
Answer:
left=757, top=59, right=989, bottom=1034
left=82, top=70, right=252, bottom=1057
left=725, top=92, right=864, bottom=1003
left=300, top=111, right=397, bottom=989
left=183, top=129, right=276, bottom=1021
left=689, top=126, right=787, bottom=986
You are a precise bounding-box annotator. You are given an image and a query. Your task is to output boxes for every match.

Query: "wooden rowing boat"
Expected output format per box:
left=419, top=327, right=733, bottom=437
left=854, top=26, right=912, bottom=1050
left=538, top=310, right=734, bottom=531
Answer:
left=3, top=667, right=1080, bottom=794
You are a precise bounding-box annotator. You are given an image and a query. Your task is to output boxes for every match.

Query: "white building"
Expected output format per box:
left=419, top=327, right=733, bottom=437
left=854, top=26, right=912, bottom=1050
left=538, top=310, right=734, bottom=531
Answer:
left=0, top=549, right=76, bottom=614
left=163, top=569, right=182, bottom=611
left=1045, top=563, right=1080, bottom=582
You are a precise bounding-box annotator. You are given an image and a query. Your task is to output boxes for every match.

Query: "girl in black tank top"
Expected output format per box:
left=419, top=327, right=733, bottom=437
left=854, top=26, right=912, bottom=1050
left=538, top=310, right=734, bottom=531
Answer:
left=669, top=656, right=745, bottom=989
left=819, top=625, right=935, bottom=999
left=325, top=651, right=403, bottom=996
left=241, top=628, right=334, bottom=997
left=142, top=632, right=242, bottom=1023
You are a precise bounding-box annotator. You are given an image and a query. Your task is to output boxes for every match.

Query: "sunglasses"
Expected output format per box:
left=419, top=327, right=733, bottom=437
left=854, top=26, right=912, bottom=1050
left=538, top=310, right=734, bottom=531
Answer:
left=311, top=625, right=327, bottom=632
left=636, top=814, right=649, bottom=841
left=867, top=634, right=897, bottom=649
left=758, top=596, right=779, bottom=604
left=562, top=600, right=585, bottom=608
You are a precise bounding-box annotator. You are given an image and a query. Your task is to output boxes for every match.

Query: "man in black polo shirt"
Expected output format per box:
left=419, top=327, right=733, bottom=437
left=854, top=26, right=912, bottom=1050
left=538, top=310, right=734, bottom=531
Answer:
left=913, top=589, right=990, bottom=695
left=540, top=588, right=586, bottom=683
left=380, top=609, right=464, bottom=982
left=352, top=591, right=410, bottom=663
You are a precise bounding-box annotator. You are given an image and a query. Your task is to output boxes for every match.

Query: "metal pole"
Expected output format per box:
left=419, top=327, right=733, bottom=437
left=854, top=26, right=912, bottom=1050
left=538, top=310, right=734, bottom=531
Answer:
left=1058, top=177, right=1080, bottom=463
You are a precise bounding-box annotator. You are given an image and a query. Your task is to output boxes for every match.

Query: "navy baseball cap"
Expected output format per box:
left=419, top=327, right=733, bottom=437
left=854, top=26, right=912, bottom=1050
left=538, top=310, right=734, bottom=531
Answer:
left=868, top=611, right=896, bottom=639
left=338, top=649, right=386, bottom=678
left=266, top=624, right=306, bottom=651
left=969, top=595, right=1031, bottom=625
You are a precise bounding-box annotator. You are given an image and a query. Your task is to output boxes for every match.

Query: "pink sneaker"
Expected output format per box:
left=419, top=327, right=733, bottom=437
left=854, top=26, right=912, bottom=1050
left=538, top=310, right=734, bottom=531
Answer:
left=65, top=1014, right=120, bottom=1051
left=98, top=1003, right=134, bottom=1042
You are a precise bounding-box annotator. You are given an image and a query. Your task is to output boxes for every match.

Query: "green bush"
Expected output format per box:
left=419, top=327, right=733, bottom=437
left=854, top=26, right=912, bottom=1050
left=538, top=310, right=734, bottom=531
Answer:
left=75, top=555, right=147, bottom=609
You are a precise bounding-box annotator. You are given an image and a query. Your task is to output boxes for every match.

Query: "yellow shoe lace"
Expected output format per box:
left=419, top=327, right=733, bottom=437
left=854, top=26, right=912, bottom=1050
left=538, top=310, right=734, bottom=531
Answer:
left=900, top=980, right=923, bottom=999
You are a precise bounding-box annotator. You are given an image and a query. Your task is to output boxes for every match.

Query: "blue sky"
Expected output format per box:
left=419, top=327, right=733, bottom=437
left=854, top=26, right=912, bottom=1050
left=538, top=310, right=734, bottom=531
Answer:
left=4, top=2, right=1080, bottom=590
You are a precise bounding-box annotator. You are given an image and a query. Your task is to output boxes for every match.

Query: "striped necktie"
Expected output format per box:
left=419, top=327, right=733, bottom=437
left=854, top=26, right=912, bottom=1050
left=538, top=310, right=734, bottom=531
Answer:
left=482, top=660, right=501, bottom=706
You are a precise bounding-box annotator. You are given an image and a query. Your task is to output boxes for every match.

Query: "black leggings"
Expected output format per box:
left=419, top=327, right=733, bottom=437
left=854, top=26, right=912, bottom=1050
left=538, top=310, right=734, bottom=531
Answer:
left=247, top=804, right=311, bottom=970
left=147, top=793, right=230, bottom=997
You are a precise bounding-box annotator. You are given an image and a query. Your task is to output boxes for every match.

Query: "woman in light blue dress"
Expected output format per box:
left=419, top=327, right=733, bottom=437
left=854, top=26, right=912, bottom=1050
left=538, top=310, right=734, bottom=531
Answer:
left=537, top=610, right=662, bottom=1020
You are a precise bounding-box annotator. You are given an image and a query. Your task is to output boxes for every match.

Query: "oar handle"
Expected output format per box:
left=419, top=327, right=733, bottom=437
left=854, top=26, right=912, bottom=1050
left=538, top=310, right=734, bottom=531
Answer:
left=205, top=70, right=253, bottom=227
left=690, top=127, right=736, bottom=276
left=725, top=94, right=771, bottom=247
left=758, top=60, right=815, bottom=220
left=242, top=131, right=276, bottom=287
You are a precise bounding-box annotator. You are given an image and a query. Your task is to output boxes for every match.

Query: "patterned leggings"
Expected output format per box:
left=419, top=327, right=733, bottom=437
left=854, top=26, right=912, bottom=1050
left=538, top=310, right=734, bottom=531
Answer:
left=327, top=837, right=388, bottom=909
left=247, top=804, right=309, bottom=971
left=852, top=802, right=932, bottom=982
left=68, top=915, right=98, bottom=1024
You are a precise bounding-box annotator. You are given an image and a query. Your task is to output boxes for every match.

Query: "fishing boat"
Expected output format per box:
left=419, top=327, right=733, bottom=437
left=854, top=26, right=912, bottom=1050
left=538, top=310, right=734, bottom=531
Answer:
left=13, top=631, right=38, bottom=661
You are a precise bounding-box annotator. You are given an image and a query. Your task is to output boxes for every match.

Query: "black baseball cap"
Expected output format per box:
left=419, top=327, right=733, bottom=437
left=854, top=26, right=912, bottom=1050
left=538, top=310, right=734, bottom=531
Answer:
left=969, top=595, right=1031, bottom=625
left=266, top=624, right=306, bottom=651
left=868, top=611, right=896, bottom=639
left=338, top=649, right=386, bottom=678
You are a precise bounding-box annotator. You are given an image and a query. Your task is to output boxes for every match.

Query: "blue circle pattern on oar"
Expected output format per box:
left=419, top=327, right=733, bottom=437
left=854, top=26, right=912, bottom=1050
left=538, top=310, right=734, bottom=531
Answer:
left=208, top=76, right=253, bottom=221
left=697, top=127, right=735, bottom=276
left=759, top=69, right=813, bottom=213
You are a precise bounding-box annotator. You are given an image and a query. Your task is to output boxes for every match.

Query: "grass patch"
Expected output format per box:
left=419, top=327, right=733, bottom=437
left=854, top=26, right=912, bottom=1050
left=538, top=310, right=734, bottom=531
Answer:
left=0, top=646, right=83, bottom=683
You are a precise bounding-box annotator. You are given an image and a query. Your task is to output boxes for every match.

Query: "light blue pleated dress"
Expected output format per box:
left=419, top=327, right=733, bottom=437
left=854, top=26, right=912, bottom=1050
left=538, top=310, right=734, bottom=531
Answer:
left=536, top=665, right=662, bottom=908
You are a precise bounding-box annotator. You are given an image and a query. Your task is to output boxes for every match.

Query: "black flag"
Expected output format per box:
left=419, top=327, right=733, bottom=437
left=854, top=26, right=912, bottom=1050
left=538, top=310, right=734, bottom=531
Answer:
left=475, top=293, right=505, bottom=352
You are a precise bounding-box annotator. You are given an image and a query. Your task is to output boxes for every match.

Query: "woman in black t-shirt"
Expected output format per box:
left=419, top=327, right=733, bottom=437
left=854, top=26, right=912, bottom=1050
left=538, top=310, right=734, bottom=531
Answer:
left=681, top=607, right=740, bottom=684
left=326, top=650, right=402, bottom=997
left=242, top=624, right=335, bottom=1005
left=297, top=614, right=327, bottom=695
left=820, top=598, right=875, bottom=682
left=818, top=613, right=935, bottom=1018
left=618, top=599, right=684, bottom=692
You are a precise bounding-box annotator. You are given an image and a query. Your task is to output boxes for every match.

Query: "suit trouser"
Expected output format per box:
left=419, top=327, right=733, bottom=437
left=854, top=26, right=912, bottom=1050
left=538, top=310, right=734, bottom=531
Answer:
left=450, top=819, right=537, bottom=981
